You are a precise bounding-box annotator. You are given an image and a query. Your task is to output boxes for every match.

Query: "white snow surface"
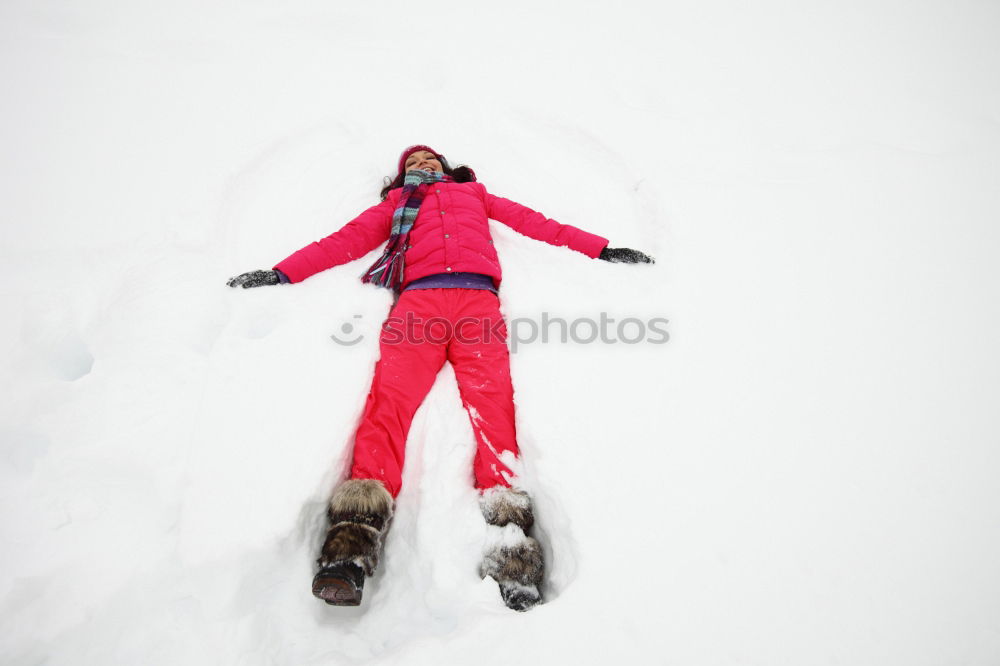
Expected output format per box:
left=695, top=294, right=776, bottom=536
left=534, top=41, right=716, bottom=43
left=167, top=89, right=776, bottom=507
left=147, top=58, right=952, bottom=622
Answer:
left=3, top=0, right=1000, bottom=664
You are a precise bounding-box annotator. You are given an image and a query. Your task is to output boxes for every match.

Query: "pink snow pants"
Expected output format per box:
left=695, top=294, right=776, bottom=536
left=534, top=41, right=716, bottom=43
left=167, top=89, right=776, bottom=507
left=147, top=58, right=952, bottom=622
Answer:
left=349, top=288, right=519, bottom=498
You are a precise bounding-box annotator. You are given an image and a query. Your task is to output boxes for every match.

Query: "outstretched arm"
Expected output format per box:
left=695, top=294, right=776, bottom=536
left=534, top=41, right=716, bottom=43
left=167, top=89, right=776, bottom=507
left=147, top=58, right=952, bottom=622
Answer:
left=226, top=197, right=396, bottom=290
left=481, top=185, right=655, bottom=263
left=481, top=185, right=609, bottom=258
left=272, top=196, right=395, bottom=283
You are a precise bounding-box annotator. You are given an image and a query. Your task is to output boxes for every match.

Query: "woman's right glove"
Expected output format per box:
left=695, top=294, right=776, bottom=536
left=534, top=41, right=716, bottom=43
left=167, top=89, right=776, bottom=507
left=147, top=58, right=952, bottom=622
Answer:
left=226, top=269, right=288, bottom=288
left=599, top=247, right=656, bottom=264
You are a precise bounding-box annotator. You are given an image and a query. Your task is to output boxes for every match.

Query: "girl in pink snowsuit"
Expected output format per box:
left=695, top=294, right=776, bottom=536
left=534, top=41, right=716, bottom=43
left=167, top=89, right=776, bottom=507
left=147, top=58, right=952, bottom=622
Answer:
left=228, top=145, right=653, bottom=611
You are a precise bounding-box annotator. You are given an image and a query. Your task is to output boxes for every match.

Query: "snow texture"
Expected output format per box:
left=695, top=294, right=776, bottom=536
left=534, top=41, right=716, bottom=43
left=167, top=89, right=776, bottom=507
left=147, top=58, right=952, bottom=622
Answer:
left=3, top=0, right=1000, bottom=664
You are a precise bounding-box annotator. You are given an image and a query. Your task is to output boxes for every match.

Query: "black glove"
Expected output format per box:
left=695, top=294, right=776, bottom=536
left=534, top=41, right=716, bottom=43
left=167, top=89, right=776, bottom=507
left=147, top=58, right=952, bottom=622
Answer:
left=599, top=246, right=655, bottom=264
left=226, top=269, right=284, bottom=288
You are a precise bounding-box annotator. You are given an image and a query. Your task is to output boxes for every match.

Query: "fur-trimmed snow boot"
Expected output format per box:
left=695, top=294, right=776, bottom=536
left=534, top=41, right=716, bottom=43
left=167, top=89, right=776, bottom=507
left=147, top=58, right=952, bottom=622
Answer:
left=312, top=478, right=394, bottom=606
left=478, top=486, right=544, bottom=611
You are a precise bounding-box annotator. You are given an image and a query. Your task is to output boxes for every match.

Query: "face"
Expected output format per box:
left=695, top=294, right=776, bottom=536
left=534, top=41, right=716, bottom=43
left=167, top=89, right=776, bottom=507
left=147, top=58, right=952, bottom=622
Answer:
left=403, top=150, right=443, bottom=174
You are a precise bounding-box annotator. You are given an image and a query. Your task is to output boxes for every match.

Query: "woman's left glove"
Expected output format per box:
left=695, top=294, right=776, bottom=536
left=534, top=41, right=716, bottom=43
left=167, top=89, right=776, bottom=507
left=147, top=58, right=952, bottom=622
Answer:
left=599, top=247, right=655, bottom=264
left=226, top=269, right=288, bottom=288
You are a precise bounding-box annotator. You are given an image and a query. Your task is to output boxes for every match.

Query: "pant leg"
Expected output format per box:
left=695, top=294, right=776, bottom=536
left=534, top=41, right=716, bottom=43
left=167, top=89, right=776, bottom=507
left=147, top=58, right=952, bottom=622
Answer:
left=350, top=290, right=448, bottom=498
left=447, top=290, right=520, bottom=491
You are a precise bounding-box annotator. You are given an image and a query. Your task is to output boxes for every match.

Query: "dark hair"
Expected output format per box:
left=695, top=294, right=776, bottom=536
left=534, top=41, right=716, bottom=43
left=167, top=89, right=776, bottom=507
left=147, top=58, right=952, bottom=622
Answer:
left=379, top=156, right=477, bottom=201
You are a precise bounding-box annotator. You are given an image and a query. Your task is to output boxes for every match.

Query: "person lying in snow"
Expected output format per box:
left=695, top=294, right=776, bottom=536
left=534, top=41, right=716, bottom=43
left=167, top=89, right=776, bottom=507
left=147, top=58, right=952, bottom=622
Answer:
left=227, top=145, right=654, bottom=611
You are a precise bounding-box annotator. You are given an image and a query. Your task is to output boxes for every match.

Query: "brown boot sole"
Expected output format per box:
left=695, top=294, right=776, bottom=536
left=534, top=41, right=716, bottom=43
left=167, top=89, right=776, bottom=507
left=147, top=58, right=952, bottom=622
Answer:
left=312, top=573, right=363, bottom=606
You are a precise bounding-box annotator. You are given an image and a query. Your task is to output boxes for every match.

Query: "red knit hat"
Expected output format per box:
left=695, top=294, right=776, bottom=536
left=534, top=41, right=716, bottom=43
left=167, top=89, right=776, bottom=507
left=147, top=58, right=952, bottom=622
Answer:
left=397, top=144, right=443, bottom=175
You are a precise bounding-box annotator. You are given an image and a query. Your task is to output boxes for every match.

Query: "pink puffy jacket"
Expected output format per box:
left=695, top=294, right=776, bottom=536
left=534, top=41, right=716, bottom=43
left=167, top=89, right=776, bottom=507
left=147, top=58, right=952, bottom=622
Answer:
left=272, top=181, right=609, bottom=286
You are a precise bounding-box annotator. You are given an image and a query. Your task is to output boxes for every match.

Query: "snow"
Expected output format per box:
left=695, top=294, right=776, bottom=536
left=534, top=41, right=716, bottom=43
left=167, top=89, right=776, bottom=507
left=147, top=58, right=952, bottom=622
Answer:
left=3, top=0, right=1000, bottom=663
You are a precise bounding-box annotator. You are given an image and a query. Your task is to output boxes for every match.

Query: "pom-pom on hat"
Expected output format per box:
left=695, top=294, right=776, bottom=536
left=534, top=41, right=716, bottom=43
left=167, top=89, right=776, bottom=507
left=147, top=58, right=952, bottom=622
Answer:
left=397, top=144, right=443, bottom=175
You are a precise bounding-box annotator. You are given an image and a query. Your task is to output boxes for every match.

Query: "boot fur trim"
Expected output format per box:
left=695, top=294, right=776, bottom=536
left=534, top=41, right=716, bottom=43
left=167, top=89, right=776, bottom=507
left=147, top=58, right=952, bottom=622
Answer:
left=328, top=479, right=394, bottom=531
left=479, top=486, right=534, bottom=530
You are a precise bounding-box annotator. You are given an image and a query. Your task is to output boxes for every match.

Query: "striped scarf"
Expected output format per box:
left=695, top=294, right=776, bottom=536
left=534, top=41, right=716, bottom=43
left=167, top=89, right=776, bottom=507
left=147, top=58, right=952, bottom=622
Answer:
left=362, top=170, right=452, bottom=291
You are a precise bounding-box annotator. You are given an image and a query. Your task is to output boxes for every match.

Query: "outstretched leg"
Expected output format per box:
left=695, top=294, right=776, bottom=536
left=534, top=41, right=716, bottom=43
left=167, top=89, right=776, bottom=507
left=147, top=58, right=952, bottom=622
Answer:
left=316, top=291, right=447, bottom=605
left=446, top=291, right=543, bottom=610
